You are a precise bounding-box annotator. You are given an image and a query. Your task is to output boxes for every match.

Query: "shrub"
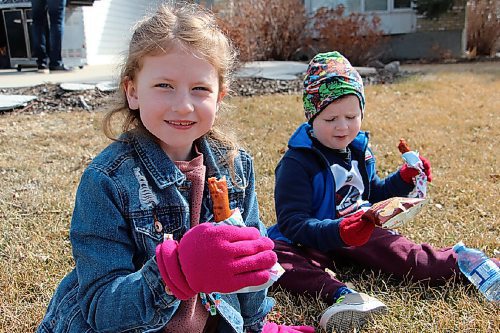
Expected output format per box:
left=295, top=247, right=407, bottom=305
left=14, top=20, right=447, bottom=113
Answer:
left=215, top=0, right=307, bottom=62
left=308, top=5, right=386, bottom=66
left=466, top=0, right=500, bottom=56
left=413, top=0, right=454, bottom=18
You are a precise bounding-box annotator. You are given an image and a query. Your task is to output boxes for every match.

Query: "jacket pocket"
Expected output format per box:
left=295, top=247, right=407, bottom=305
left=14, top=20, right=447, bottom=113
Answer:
left=131, top=207, right=187, bottom=253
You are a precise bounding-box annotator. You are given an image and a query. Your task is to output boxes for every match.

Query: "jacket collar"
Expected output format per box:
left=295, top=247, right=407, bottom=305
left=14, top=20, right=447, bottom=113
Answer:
left=128, top=130, right=231, bottom=189
left=128, top=131, right=185, bottom=189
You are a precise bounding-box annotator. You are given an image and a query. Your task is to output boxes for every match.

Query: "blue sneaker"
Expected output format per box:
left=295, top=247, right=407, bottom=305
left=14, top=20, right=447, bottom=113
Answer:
left=319, top=292, right=387, bottom=332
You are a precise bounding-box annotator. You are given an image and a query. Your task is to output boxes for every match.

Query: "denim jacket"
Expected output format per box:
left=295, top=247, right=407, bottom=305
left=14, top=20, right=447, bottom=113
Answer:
left=37, top=130, right=275, bottom=333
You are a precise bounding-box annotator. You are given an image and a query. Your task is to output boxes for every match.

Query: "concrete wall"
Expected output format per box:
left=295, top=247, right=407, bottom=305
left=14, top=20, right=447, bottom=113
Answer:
left=383, top=29, right=465, bottom=61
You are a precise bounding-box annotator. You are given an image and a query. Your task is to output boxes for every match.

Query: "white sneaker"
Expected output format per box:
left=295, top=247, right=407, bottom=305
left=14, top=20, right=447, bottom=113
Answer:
left=319, top=292, right=387, bottom=333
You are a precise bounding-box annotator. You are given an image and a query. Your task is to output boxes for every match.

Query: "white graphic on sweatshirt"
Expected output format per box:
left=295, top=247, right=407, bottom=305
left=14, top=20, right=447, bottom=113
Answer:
left=330, top=160, right=369, bottom=217
left=133, top=167, right=159, bottom=209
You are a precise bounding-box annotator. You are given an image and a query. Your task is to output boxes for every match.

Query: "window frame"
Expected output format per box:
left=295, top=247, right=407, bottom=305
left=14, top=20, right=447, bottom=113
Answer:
left=363, top=0, right=389, bottom=12
left=361, top=0, right=414, bottom=13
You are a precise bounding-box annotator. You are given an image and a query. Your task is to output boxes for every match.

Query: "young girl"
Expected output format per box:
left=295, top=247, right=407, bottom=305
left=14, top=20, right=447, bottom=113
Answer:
left=36, top=3, right=313, bottom=333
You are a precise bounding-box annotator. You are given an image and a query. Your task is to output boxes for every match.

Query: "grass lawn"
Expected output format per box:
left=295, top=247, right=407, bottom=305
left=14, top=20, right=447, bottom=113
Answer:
left=1, top=65, right=499, bottom=332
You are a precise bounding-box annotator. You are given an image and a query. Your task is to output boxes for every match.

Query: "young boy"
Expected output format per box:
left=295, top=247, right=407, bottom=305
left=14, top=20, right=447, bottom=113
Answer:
left=267, top=51, right=460, bottom=332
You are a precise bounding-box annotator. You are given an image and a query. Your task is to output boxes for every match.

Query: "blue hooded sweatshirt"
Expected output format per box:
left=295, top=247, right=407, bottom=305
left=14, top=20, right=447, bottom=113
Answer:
left=267, top=123, right=414, bottom=252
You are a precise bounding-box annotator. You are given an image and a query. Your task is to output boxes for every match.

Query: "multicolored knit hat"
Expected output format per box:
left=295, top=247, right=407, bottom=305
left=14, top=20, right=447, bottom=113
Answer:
left=303, top=51, right=365, bottom=122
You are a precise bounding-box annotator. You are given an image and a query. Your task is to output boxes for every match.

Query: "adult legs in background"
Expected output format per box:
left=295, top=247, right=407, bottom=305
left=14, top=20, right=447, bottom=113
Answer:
left=46, top=0, right=66, bottom=68
left=30, top=0, right=67, bottom=70
left=31, top=0, right=48, bottom=68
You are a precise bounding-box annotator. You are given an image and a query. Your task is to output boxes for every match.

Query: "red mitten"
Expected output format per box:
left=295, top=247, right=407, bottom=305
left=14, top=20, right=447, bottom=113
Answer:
left=156, top=223, right=277, bottom=300
left=262, top=322, right=315, bottom=333
left=339, top=210, right=376, bottom=247
left=399, top=156, right=432, bottom=183
left=420, top=156, right=432, bottom=182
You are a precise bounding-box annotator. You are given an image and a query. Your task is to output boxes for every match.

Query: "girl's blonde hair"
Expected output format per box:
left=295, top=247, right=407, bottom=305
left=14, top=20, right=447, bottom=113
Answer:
left=103, top=1, right=239, bottom=165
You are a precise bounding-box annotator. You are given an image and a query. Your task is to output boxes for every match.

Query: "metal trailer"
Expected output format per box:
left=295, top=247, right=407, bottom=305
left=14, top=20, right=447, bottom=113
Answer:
left=1, top=0, right=94, bottom=71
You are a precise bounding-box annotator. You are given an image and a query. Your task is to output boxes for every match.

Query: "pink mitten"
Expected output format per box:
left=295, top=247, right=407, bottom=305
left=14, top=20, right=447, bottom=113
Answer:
left=339, top=210, right=376, bottom=247
left=156, top=239, right=196, bottom=300
left=156, top=223, right=277, bottom=300
left=262, top=322, right=315, bottom=333
left=399, top=156, right=432, bottom=183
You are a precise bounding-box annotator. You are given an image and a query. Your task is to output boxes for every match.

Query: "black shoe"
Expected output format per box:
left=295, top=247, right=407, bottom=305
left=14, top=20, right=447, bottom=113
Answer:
left=49, top=64, right=73, bottom=72
left=37, top=64, right=49, bottom=73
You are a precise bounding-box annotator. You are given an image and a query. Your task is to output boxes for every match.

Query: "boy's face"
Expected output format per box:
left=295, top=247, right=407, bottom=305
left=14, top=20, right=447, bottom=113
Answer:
left=311, top=94, right=362, bottom=150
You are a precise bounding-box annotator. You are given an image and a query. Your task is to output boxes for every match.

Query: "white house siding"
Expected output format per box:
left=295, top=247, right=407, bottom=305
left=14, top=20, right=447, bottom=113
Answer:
left=371, top=10, right=415, bottom=34
left=81, top=0, right=161, bottom=65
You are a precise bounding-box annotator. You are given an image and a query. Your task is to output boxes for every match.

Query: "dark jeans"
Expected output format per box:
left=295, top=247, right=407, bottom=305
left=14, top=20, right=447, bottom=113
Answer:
left=31, top=0, right=66, bottom=67
left=272, top=228, right=460, bottom=305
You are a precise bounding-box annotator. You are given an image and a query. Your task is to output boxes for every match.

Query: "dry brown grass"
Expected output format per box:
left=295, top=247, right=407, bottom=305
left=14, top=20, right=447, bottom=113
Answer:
left=1, top=65, right=499, bottom=332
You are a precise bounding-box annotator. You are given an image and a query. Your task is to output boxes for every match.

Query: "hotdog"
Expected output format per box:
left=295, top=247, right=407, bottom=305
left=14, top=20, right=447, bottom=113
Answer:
left=208, top=176, right=232, bottom=222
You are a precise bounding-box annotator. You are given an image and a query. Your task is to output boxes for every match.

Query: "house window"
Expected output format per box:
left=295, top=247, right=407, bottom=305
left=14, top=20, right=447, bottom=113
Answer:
left=307, top=0, right=414, bottom=13
left=328, top=0, right=362, bottom=13
left=365, top=0, right=388, bottom=11
left=394, top=0, right=412, bottom=8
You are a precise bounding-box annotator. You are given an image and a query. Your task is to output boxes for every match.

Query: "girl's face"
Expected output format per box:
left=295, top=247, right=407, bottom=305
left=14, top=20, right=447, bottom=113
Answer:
left=311, top=95, right=362, bottom=150
left=125, top=47, right=225, bottom=161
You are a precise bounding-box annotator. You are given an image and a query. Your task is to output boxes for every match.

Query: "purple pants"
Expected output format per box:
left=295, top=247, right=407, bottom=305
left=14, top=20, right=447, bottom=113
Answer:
left=272, top=228, right=460, bottom=305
